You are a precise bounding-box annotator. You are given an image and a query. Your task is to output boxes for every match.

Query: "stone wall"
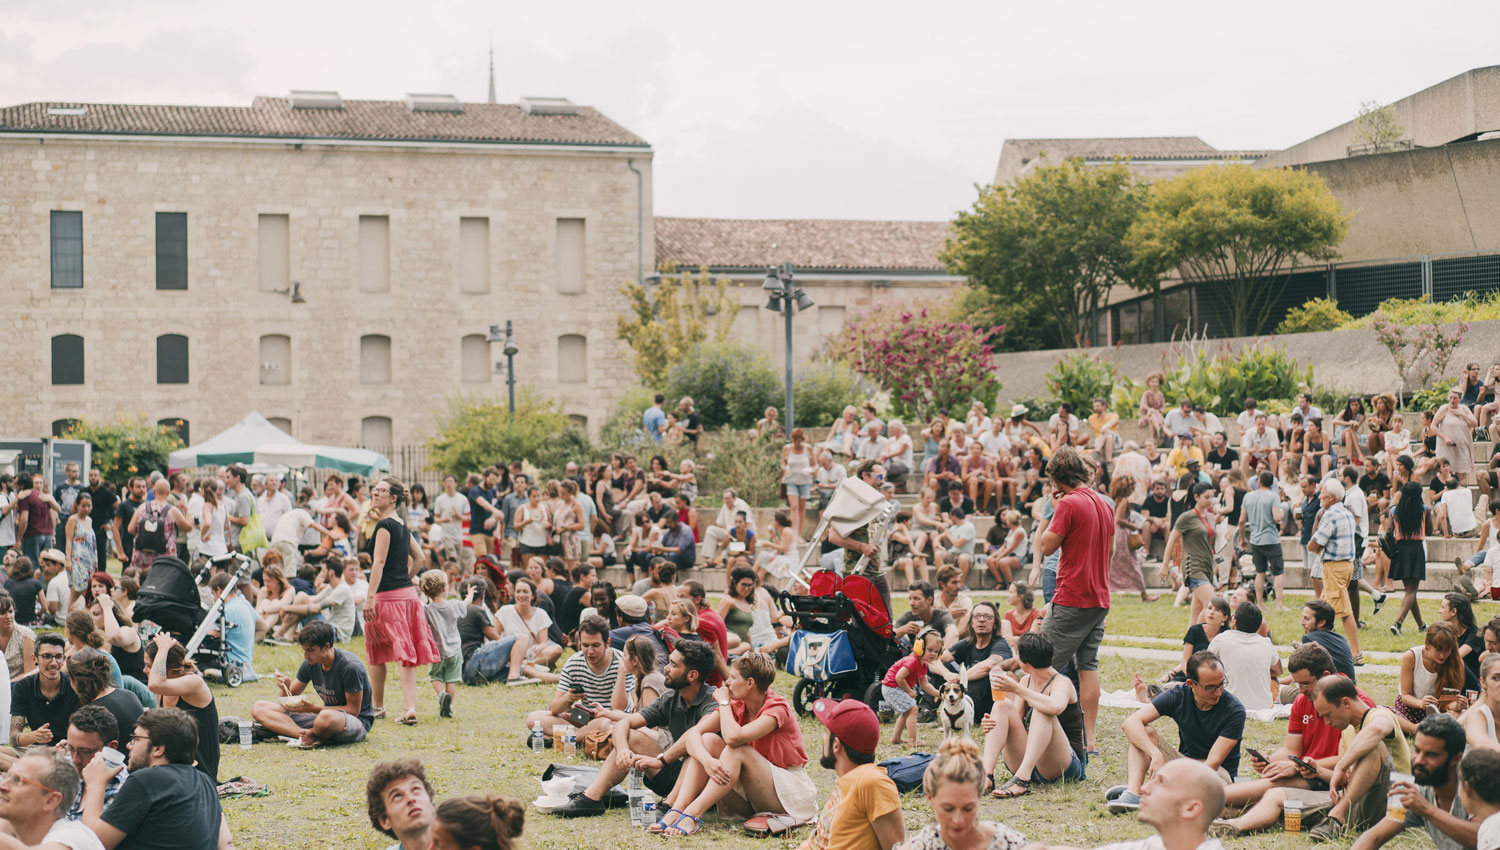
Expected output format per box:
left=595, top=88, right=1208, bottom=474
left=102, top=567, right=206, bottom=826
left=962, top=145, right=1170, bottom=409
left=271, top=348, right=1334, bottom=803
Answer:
left=1, top=134, right=651, bottom=446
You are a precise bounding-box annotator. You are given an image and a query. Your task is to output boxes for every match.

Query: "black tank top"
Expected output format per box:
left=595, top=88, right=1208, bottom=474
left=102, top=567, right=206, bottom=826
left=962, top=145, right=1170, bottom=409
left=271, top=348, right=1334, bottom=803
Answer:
left=112, top=643, right=146, bottom=683
left=374, top=516, right=412, bottom=592
left=176, top=692, right=220, bottom=783
left=1025, top=672, right=1087, bottom=760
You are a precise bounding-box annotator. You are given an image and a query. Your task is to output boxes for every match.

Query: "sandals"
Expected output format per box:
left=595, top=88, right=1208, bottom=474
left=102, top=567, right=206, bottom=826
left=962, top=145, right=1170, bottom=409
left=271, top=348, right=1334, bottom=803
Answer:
left=648, top=808, right=685, bottom=835
left=992, top=777, right=1031, bottom=799
left=663, top=812, right=703, bottom=837
left=372, top=707, right=387, bottom=720
left=744, top=812, right=808, bottom=838
left=396, top=711, right=418, bottom=726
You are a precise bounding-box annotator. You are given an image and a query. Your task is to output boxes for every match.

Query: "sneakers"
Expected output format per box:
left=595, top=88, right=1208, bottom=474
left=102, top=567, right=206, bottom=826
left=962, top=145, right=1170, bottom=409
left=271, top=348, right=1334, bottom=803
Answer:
left=1208, top=820, right=1242, bottom=838
left=1372, top=591, right=1387, bottom=616
left=1309, top=815, right=1347, bottom=842
left=1106, top=790, right=1141, bottom=814
left=1390, top=622, right=1403, bottom=638
left=550, top=791, right=608, bottom=817
left=1104, top=785, right=1128, bottom=803
left=438, top=692, right=453, bottom=718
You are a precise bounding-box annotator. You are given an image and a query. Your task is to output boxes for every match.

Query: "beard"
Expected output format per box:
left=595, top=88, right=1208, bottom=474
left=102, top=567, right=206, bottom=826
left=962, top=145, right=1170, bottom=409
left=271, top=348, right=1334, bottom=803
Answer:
left=818, top=731, right=837, bottom=770
left=664, top=670, right=689, bottom=691
left=1413, top=759, right=1450, bottom=787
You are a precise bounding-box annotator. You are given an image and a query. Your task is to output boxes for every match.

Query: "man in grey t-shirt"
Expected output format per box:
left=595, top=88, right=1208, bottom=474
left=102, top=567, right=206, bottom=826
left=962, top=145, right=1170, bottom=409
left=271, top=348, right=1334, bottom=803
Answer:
left=1240, top=470, right=1287, bottom=610
left=223, top=465, right=255, bottom=553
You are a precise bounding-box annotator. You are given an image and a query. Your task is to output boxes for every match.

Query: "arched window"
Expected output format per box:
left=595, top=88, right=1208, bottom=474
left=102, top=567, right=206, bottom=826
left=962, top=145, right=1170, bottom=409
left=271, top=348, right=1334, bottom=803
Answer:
left=51, top=334, right=84, bottom=385
left=360, top=335, right=392, bottom=384
left=361, top=416, right=393, bottom=448
left=557, top=334, right=587, bottom=383
left=156, top=334, right=189, bottom=384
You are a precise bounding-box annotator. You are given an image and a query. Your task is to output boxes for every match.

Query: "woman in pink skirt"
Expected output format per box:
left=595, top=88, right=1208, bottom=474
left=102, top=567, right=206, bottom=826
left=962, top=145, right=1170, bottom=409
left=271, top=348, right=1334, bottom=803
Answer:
left=362, top=476, right=439, bottom=725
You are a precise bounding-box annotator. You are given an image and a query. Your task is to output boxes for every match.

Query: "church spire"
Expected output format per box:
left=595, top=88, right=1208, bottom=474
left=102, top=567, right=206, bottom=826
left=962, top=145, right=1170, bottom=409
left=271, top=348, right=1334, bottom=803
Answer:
left=487, top=36, right=496, bottom=104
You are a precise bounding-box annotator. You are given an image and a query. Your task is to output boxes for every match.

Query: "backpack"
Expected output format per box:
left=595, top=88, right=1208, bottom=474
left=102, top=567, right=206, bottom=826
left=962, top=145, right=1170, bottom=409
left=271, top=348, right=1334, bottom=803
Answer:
left=877, top=752, right=935, bottom=793
left=134, top=502, right=169, bottom=553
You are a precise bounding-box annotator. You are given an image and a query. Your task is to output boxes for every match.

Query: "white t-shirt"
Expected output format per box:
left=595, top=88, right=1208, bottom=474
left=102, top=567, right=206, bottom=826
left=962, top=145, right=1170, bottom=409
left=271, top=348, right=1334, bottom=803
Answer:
left=1343, top=486, right=1369, bottom=537
left=979, top=429, right=1012, bottom=456
left=0, top=492, right=15, bottom=546
left=256, top=490, right=293, bottom=538
left=1442, top=487, right=1478, bottom=535
left=271, top=508, right=315, bottom=545
left=46, top=571, right=70, bottom=625
left=498, top=604, right=552, bottom=640
left=44, top=819, right=105, bottom=850
left=1207, top=629, right=1280, bottom=711
left=815, top=464, right=847, bottom=491
left=1242, top=426, right=1281, bottom=451
left=433, top=492, right=470, bottom=531
left=318, top=581, right=357, bottom=641
left=884, top=434, right=914, bottom=468
left=1236, top=411, right=1260, bottom=432
left=1477, top=809, right=1500, bottom=850
left=947, top=521, right=977, bottom=555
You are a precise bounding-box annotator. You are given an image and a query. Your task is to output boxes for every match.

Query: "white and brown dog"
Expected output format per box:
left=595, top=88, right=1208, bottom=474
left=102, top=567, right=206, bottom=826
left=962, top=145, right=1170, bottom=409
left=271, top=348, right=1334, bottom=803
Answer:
left=937, top=664, right=975, bottom=740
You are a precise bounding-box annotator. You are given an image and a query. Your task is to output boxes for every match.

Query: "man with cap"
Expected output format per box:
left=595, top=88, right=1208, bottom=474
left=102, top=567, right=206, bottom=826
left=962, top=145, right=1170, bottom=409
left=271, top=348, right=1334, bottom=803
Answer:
left=799, top=698, right=903, bottom=850
left=38, top=549, right=70, bottom=626
left=608, top=594, right=659, bottom=651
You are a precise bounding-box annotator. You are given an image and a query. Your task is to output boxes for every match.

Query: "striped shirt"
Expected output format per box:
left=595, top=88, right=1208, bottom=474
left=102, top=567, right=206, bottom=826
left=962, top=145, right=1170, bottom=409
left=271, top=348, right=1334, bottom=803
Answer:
left=1312, top=503, right=1357, bottom=561
left=556, top=648, right=621, bottom=704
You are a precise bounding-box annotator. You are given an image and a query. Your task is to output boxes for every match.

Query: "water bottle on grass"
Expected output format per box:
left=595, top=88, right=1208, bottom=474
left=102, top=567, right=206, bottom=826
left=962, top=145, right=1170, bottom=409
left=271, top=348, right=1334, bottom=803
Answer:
left=530, top=721, right=545, bottom=754
left=627, top=767, right=645, bottom=826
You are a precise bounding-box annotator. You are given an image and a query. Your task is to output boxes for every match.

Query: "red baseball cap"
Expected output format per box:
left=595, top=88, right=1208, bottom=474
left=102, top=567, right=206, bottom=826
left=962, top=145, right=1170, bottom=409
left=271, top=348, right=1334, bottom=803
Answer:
left=811, top=698, right=880, bottom=755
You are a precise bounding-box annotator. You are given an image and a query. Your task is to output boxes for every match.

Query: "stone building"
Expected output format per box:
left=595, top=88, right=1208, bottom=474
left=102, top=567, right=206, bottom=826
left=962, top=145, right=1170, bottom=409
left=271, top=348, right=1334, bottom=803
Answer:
left=992, top=136, right=1272, bottom=185
left=0, top=91, right=653, bottom=447
left=653, top=216, right=959, bottom=369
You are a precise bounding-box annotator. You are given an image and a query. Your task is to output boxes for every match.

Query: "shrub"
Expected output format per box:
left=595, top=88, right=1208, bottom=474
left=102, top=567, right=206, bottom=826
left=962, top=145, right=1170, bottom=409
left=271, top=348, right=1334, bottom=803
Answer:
left=1370, top=309, right=1468, bottom=403
left=1006, top=396, right=1057, bottom=421
left=1275, top=297, right=1352, bottom=335
left=427, top=390, right=574, bottom=477
left=1153, top=338, right=1314, bottom=415
left=1044, top=352, right=1120, bottom=414
left=60, top=417, right=184, bottom=482
left=662, top=341, right=780, bottom=430
left=616, top=266, right=735, bottom=387
left=792, top=361, right=874, bottom=429
left=699, top=430, right=784, bottom=508
left=597, top=386, right=658, bottom=450
left=829, top=298, right=1003, bottom=421
left=1407, top=377, right=1460, bottom=413
left=1340, top=292, right=1500, bottom=330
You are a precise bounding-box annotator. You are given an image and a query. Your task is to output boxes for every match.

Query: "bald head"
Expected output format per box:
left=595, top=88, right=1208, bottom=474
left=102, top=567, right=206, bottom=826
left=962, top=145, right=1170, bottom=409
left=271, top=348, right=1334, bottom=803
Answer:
left=1140, top=759, right=1224, bottom=833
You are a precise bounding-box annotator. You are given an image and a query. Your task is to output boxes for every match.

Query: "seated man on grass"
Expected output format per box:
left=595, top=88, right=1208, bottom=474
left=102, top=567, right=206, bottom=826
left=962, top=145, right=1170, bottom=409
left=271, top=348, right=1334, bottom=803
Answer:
left=262, top=558, right=358, bottom=642
left=549, top=640, right=718, bottom=818
left=251, top=621, right=374, bottom=747
left=983, top=632, right=1086, bottom=799
left=1109, top=651, right=1243, bottom=814
left=522, top=615, right=620, bottom=737
left=1024, top=759, right=1225, bottom=850
left=0, top=746, right=105, bottom=850
left=1207, top=602, right=1282, bottom=712
left=651, top=652, right=817, bottom=837
left=1213, top=646, right=1387, bottom=837
left=1351, top=714, right=1474, bottom=850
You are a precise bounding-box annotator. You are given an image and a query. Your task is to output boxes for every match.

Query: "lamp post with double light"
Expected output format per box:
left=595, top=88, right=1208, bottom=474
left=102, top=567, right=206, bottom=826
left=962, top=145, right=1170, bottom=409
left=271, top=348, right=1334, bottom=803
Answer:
left=762, top=263, right=815, bottom=432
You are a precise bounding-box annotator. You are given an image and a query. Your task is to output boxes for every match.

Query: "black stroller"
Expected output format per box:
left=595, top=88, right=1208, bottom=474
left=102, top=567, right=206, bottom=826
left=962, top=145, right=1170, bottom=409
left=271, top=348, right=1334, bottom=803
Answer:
left=779, top=570, right=905, bottom=716
left=134, top=553, right=254, bottom=687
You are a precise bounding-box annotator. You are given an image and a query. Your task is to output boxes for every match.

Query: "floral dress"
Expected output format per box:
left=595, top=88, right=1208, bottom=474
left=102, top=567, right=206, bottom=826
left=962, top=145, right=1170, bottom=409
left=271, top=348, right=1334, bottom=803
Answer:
left=903, top=821, right=1028, bottom=850
left=69, top=520, right=97, bottom=591
left=556, top=500, right=580, bottom=561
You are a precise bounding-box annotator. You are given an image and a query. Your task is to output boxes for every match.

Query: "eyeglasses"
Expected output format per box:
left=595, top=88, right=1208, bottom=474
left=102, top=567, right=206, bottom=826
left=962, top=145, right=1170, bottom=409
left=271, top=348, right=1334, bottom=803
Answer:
left=36, top=653, right=65, bottom=662
left=0, top=771, right=52, bottom=793
left=128, top=733, right=151, bottom=745
left=1190, top=679, right=1227, bottom=693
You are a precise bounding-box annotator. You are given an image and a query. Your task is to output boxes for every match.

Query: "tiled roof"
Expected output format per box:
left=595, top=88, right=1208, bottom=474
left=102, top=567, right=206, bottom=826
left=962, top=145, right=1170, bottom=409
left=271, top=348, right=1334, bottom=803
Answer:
left=655, top=217, right=954, bottom=273
left=0, top=97, right=648, bottom=147
left=1008, top=136, right=1274, bottom=162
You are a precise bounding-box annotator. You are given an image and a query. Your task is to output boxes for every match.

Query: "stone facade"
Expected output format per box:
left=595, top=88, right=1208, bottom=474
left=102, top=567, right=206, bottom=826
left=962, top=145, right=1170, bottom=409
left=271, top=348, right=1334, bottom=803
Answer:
left=2, top=132, right=653, bottom=447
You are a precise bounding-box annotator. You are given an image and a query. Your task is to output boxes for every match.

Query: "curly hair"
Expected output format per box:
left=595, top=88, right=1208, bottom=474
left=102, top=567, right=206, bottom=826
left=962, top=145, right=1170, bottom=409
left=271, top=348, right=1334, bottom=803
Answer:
left=366, top=759, right=433, bottom=839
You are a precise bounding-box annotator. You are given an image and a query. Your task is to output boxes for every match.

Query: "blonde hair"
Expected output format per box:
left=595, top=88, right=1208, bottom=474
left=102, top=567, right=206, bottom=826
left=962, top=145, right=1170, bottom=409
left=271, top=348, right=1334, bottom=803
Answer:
left=921, top=737, right=985, bottom=797
left=418, top=569, right=448, bottom=599
left=668, top=599, right=699, bottom=634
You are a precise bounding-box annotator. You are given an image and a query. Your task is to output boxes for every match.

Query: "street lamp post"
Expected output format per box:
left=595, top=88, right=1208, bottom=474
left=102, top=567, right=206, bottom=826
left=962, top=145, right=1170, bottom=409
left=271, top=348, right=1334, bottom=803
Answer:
left=488, top=321, right=520, bottom=415
left=762, top=263, right=815, bottom=433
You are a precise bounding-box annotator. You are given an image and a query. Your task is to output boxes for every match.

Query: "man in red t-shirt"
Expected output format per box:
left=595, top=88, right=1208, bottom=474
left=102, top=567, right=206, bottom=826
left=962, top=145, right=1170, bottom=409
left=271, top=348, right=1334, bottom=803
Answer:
left=1214, top=642, right=1373, bottom=834
left=1036, top=448, right=1112, bottom=747
left=677, top=580, right=729, bottom=685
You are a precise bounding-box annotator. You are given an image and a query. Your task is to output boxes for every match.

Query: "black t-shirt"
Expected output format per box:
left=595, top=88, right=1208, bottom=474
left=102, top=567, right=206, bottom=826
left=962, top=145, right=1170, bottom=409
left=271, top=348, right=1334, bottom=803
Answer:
left=297, top=648, right=375, bottom=730
left=1359, top=471, right=1392, bottom=500
left=468, top=485, right=497, bottom=531
left=5, top=578, right=45, bottom=625
left=1142, top=494, right=1170, bottom=520
left=559, top=586, right=590, bottom=634
left=88, top=484, right=118, bottom=541
left=1206, top=447, right=1239, bottom=471
left=115, top=497, right=144, bottom=559
left=92, top=689, right=144, bottom=746
left=1150, top=685, right=1246, bottom=778
left=684, top=412, right=703, bottom=444
left=1183, top=623, right=1212, bottom=655
left=645, top=502, right=672, bottom=523
left=640, top=685, right=717, bottom=742
left=549, top=579, right=574, bottom=623
left=373, top=517, right=412, bottom=592
left=10, top=672, right=81, bottom=742
left=938, top=495, right=975, bottom=518
left=533, top=590, right=565, bottom=646
left=457, top=605, right=494, bottom=662
left=101, top=762, right=223, bottom=850
left=947, top=636, right=1010, bottom=717
left=1461, top=626, right=1485, bottom=681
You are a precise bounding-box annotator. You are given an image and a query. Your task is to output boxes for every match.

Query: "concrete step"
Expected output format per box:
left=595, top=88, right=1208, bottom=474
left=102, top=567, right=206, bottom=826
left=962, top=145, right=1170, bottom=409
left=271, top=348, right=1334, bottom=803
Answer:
left=1278, top=535, right=1482, bottom=564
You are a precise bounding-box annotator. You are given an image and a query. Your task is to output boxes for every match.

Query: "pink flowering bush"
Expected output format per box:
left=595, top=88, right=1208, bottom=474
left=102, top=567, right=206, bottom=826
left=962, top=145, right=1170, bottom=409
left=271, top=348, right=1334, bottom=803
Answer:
left=829, top=299, right=1003, bottom=421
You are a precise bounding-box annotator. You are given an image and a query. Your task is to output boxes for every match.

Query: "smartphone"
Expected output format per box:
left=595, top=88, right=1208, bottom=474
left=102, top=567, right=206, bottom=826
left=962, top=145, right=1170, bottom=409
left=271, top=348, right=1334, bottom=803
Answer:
left=1443, top=687, right=1462, bottom=695
left=1288, top=755, right=1318, bottom=775
left=1245, top=747, right=1268, bottom=764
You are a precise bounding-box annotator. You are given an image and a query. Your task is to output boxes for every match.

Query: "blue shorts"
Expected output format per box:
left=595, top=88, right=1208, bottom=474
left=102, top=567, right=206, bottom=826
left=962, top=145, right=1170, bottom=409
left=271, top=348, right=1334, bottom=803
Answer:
left=1034, top=749, right=1087, bottom=784
left=1186, top=576, right=1211, bottom=591
left=785, top=482, right=812, bottom=500
left=1042, top=568, right=1057, bottom=604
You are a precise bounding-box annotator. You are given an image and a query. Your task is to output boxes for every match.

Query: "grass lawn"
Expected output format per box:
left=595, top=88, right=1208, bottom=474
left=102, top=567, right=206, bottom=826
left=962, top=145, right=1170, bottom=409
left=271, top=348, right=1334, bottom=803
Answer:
left=213, top=588, right=1446, bottom=848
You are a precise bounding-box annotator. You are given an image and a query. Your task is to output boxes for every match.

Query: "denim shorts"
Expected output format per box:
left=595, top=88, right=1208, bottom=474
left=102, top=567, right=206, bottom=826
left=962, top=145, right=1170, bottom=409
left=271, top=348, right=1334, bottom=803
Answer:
left=1185, top=576, right=1211, bottom=591
left=1034, top=749, right=1087, bottom=783
left=1042, top=568, right=1057, bottom=604
left=784, top=482, right=812, bottom=500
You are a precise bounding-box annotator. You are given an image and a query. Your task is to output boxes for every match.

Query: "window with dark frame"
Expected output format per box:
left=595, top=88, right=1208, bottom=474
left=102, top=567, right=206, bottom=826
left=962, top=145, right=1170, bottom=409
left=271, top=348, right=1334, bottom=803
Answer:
left=51, top=334, right=84, bottom=384
left=156, top=334, right=189, bottom=384
left=155, top=212, right=188, bottom=290
left=50, top=211, right=83, bottom=289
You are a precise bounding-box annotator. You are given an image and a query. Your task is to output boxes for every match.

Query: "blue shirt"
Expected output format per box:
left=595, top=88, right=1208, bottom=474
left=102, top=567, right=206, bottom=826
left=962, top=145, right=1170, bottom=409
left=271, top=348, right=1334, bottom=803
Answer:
left=1312, top=503, right=1357, bottom=561
left=468, top=485, right=497, bottom=532
left=1299, top=496, right=1320, bottom=545
left=1242, top=488, right=1284, bottom=547
left=1040, top=497, right=1059, bottom=572
left=222, top=596, right=259, bottom=680
left=660, top=525, right=696, bottom=563
left=643, top=406, right=666, bottom=442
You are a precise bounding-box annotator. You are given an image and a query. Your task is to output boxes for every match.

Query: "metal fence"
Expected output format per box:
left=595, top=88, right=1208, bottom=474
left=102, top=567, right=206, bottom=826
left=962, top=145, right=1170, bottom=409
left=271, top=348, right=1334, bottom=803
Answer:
left=360, top=444, right=445, bottom=495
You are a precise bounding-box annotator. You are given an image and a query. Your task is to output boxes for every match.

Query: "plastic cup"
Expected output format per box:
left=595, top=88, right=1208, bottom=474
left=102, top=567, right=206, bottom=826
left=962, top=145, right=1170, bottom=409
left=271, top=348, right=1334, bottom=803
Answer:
left=1283, top=798, right=1302, bottom=833
left=553, top=724, right=567, bottom=751
left=1387, top=794, right=1405, bottom=823
left=238, top=718, right=252, bottom=750
left=991, top=686, right=1006, bottom=703
left=1468, top=690, right=1480, bottom=704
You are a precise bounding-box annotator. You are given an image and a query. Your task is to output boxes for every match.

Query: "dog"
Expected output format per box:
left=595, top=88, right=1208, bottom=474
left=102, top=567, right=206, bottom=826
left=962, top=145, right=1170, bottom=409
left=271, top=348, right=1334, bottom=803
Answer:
left=937, top=663, right=975, bottom=741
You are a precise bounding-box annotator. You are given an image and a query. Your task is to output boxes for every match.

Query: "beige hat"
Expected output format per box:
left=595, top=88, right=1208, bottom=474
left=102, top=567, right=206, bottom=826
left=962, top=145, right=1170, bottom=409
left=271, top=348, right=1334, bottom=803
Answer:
left=39, top=548, right=66, bottom=565
left=1010, top=404, right=1028, bottom=418
left=615, top=594, right=648, bottom=620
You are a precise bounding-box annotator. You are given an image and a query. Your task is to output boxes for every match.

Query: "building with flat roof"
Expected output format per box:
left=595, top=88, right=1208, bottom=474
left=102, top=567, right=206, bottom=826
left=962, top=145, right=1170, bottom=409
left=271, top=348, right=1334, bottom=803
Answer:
left=1, top=91, right=653, bottom=448
left=993, top=136, right=1273, bottom=185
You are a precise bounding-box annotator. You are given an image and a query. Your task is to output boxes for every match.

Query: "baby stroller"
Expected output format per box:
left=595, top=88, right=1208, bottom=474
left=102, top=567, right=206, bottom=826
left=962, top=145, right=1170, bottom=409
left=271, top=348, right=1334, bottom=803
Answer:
left=778, top=569, right=904, bottom=717
left=134, top=553, right=254, bottom=687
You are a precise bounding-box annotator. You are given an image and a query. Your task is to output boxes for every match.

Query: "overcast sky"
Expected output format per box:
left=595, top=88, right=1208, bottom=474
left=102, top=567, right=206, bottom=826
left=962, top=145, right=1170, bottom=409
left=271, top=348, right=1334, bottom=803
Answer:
left=3, top=1, right=1496, bottom=221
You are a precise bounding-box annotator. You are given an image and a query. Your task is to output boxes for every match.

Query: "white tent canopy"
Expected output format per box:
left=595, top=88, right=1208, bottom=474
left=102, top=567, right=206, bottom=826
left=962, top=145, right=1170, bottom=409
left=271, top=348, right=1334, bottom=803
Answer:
left=168, top=412, right=391, bottom=477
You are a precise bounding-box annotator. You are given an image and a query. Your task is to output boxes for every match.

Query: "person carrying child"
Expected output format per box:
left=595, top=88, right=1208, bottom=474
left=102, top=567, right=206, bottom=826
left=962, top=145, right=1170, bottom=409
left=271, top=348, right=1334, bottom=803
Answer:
left=882, top=628, right=943, bottom=747
left=419, top=569, right=466, bottom=719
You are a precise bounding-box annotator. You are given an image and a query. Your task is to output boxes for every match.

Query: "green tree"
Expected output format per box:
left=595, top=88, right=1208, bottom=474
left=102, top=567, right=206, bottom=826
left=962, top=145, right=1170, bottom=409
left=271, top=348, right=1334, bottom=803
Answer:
left=427, top=390, right=574, bottom=477
left=616, top=265, right=736, bottom=387
left=1129, top=164, right=1349, bottom=338
left=1352, top=101, right=1405, bottom=154
left=662, top=340, right=781, bottom=430
left=943, top=157, right=1152, bottom=347
left=60, top=417, right=184, bottom=482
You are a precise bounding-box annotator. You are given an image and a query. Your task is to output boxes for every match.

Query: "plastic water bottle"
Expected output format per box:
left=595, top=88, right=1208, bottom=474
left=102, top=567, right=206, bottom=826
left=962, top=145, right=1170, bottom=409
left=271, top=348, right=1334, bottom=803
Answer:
left=627, top=768, right=645, bottom=826
left=238, top=718, right=252, bottom=750
left=563, top=727, right=576, bottom=759
left=530, top=721, right=545, bottom=755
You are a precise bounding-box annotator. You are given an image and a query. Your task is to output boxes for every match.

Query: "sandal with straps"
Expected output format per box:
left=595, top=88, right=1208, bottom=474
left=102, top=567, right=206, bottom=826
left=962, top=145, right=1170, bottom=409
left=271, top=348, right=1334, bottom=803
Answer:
left=647, top=808, right=686, bottom=835
left=992, top=777, right=1032, bottom=799
left=664, top=812, right=704, bottom=837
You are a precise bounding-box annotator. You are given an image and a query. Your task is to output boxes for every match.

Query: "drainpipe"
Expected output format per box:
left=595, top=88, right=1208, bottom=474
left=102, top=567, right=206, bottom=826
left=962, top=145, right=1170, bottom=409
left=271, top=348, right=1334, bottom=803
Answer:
left=627, top=159, right=643, bottom=283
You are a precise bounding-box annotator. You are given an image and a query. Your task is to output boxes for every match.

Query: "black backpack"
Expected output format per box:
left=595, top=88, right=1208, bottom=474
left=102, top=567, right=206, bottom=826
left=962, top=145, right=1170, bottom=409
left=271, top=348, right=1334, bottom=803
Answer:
left=134, top=502, right=169, bottom=553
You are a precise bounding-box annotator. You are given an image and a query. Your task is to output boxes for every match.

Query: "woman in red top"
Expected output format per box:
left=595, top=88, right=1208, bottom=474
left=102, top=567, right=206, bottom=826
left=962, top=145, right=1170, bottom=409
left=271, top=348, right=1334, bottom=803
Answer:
left=653, top=652, right=818, bottom=836
left=1001, top=582, right=1041, bottom=656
